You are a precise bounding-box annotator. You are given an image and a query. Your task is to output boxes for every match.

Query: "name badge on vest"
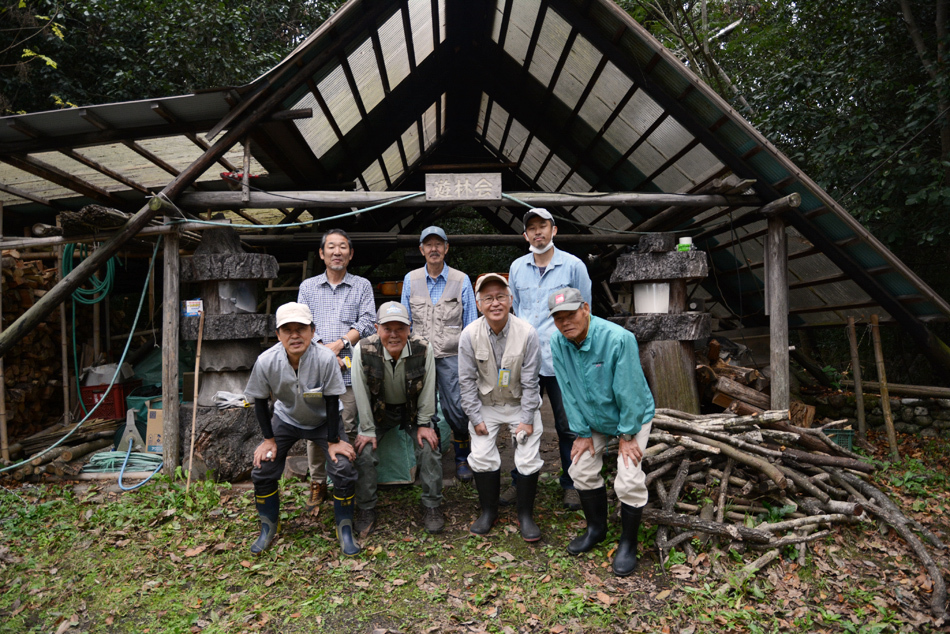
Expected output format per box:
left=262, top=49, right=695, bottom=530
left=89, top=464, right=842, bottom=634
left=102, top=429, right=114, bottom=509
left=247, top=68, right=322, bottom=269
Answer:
left=498, top=369, right=511, bottom=387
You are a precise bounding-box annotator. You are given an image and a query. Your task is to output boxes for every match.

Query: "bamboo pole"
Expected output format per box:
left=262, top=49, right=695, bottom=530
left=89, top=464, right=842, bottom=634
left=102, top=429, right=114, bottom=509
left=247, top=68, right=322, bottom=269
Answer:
left=870, top=314, right=899, bottom=460
left=185, top=310, right=205, bottom=493
left=161, top=218, right=181, bottom=477
left=57, top=218, right=71, bottom=425
left=846, top=317, right=867, bottom=443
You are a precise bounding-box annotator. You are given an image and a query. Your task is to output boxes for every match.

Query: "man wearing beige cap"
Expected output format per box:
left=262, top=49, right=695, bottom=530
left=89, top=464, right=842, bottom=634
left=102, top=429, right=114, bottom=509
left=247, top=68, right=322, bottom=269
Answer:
left=508, top=208, right=592, bottom=510
left=549, top=288, right=655, bottom=576
left=458, top=273, right=543, bottom=541
left=246, top=302, right=360, bottom=557
left=351, top=301, right=444, bottom=536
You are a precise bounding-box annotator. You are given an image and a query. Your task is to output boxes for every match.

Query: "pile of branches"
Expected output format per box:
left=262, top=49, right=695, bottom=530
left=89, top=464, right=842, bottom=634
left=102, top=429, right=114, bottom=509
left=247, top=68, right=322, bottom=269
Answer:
left=641, top=408, right=947, bottom=619
left=5, top=418, right=119, bottom=480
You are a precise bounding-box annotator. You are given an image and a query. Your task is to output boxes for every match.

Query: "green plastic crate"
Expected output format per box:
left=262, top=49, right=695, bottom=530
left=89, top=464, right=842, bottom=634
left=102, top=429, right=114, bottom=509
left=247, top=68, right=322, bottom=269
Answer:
left=826, top=429, right=854, bottom=451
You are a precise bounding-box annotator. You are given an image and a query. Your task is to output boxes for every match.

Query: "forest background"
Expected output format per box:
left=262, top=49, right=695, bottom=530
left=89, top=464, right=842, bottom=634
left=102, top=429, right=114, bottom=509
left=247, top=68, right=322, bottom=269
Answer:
left=1, top=0, right=948, bottom=384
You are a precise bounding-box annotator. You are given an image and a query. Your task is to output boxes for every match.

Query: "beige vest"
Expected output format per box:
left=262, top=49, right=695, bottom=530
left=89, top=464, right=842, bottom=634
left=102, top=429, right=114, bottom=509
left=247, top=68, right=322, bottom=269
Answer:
left=470, top=314, right=532, bottom=408
left=409, top=266, right=465, bottom=358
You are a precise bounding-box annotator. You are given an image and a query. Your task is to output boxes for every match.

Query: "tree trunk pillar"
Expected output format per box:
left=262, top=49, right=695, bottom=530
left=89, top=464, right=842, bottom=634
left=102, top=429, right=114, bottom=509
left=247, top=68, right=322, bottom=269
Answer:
left=162, top=220, right=181, bottom=477
left=765, top=212, right=789, bottom=410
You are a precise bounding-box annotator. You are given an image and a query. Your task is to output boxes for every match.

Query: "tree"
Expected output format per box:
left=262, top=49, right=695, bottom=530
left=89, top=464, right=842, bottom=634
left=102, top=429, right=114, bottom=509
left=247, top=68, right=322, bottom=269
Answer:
left=0, top=0, right=345, bottom=114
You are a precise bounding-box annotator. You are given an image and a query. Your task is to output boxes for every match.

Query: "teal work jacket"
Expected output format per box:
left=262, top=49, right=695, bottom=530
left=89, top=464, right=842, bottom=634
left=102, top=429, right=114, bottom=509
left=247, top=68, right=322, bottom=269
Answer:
left=551, top=316, right=655, bottom=437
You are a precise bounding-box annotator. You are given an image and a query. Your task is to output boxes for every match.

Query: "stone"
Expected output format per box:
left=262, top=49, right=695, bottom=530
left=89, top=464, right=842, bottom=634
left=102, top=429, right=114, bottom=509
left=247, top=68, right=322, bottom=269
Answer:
left=901, top=408, right=915, bottom=423
left=871, top=407, right=882, bottom=416
left=901, top=398, right=922, bottom=406
left=868, top=414, right=885, bottom=427
left=921, top=427, right=938, bottom=438
left=934, top=419, right=950, bottom=430
left=934, top=410, right=950, bottom=421
left=637, top=233, right=677, bottom=253
left=915, top=416, right=933, bottom=426
left=611, top=251, right=708, bottom=284
left=936, top=399, right=950, bottom=409
left=893, top=422, right=916, bottom=434
left=609, top=313, right=711, bottom=342
left=889, top=398, right=902, bottom=411
left=914, top=407, right=929, bottom=417
left=828, top=393, right=847, bottom=409
left=181, top=314, right=275, bottom=340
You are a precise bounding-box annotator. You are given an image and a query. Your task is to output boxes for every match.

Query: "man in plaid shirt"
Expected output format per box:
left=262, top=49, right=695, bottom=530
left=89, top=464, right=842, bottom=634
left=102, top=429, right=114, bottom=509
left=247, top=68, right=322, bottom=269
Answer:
left=297, top=229, right=376, bottom=515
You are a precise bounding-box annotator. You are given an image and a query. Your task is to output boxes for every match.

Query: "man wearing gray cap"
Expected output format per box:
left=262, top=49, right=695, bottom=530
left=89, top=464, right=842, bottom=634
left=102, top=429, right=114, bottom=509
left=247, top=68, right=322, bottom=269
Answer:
left=351, top=301, right=444, bottom=536
left=245, top=302, right=360, bottom=556
left=507, top=208, right=592, bottom=510
left=400, top=225, right=477, bottom=482
left=457, top=273, right=543, bottom=541
left=549, top=288, right=655, bottom=577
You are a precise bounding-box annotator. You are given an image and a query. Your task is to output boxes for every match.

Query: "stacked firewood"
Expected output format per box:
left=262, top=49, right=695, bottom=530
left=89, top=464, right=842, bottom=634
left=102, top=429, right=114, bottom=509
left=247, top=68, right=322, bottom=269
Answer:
left=8, top=418, right=118, bottom=479
left=1, top=251, right=64, bottom=437
left=643, top=408, right=947, bottom=618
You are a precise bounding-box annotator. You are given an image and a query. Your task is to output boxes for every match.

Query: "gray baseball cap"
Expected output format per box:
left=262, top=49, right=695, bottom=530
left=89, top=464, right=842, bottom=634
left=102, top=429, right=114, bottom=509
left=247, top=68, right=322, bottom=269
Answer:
left=419, top=226, right=448, bottom=244
left=548, top=287, right=585, bottom=315
left=523, top=208, right=555, bottom=229
left=377, top=301, right=411, bottom=325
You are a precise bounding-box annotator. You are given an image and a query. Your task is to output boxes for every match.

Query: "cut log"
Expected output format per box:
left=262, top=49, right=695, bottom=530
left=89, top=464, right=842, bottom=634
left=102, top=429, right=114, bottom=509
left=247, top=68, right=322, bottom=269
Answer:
left=714, top=376, right=771, bottom=410
left=643, top=508, right=773, bottom=543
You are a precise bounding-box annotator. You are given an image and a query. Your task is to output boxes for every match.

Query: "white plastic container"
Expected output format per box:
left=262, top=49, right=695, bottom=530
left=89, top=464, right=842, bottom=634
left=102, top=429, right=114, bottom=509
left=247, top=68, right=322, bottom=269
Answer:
left=634, top=282, right=670, bottom=313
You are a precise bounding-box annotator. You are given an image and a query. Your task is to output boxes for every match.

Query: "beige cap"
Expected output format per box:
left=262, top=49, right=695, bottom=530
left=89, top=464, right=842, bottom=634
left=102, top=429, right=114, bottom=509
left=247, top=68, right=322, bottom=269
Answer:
left=275, top=302, right=314, bottom=328
left=474, top=273, right=509, bottom=294
left=377, top=301, right=410, bottom=325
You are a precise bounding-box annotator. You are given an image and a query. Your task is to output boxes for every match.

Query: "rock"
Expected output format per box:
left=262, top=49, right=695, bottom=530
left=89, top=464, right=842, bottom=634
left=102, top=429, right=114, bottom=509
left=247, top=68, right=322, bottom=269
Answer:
left=920, top=427, right=938, bottom=438
left=901, top=398, right=922, bottom=406
left=915, top=416, right=933, bottom=426
left=868, top=414, right=885, bottom=427
left=893, top=422, right=916, bottom=434
left=889, top=398, right=902, bottom=411
left=829, top=393, right=847, bottom=409
left=901, top=408, right=916, bottom=423
left=936, top=399, right=950, bottom=409
left=934, top=410, right=950, bottom=421
left=914, top=406, right=929, bottom=417
left=934, top=419, right=950, bottom=430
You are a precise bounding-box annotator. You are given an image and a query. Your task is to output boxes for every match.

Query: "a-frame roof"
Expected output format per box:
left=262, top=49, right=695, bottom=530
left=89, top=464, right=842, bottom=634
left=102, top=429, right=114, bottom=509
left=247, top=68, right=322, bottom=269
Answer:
left=1, top=0, right=948, bottom=344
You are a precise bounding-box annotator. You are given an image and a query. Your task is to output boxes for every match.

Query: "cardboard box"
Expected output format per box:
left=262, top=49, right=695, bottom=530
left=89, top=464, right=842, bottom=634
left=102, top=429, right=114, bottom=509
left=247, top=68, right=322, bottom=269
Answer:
left=145, top=405, right=164, bottom=454
left=181, top=299, right=203, bottom=317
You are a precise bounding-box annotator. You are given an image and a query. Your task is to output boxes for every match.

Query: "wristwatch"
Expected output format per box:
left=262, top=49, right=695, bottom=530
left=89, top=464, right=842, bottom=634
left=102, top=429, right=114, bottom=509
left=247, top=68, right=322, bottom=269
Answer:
left=619, top=433, right=635, bottom=442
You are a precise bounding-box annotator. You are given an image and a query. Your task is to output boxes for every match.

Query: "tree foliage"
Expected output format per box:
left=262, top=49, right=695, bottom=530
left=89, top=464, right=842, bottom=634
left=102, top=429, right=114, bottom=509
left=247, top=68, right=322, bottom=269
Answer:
left=625, top=0, right=950, bottom=251
left=0, top=0, right=344, bottom=114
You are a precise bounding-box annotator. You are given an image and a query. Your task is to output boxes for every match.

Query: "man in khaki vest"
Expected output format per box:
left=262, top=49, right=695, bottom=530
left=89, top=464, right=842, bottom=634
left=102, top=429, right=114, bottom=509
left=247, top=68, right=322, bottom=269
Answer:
left=457, top=273, right=543, bottom=542
left=400, top=226, right=477, bottom=482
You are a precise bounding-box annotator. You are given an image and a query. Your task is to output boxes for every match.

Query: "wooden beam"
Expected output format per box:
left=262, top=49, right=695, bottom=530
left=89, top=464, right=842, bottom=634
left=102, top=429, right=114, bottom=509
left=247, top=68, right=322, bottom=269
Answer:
left=2, top=154, right=130, bottom=209
left=177, top=189, right=761, bottom=210
left=0, top=181, right=62, bottom=209
left=162, top=220, right=180, bottom=476
left=766, top=213, right=789, bottom=410
left=60, top=148, right=151, bottom=194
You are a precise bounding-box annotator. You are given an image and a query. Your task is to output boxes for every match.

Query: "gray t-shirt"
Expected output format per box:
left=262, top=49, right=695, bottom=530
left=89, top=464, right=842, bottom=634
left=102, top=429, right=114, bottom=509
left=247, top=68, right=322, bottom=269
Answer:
left=245, top=342, right=345, bottom=429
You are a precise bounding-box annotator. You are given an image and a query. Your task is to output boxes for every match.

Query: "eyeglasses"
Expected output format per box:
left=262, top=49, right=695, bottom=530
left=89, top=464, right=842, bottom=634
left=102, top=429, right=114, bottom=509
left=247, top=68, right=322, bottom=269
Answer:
left=478, top=294, right=510, bottom=305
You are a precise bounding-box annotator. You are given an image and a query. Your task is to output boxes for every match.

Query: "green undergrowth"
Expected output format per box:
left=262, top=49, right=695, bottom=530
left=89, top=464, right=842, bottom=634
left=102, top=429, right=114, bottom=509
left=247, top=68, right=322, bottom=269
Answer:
left=1, top=448, right=948, bottom=633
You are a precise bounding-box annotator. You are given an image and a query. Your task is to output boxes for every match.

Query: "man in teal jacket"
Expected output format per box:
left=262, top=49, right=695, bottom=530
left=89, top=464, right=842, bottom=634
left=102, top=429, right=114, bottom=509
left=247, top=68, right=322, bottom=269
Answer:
left=549, top=287, right=655, bottom=576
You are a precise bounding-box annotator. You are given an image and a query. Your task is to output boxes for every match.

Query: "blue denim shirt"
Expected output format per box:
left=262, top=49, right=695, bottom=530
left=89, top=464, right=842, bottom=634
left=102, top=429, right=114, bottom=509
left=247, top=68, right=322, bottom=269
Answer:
left=508, top=247, right=592, bottom=376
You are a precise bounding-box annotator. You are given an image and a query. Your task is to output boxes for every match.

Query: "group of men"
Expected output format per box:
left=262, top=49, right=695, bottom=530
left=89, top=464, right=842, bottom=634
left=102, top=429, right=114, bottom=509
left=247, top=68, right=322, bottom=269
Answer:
left=244, top=208, right=656, bottom=577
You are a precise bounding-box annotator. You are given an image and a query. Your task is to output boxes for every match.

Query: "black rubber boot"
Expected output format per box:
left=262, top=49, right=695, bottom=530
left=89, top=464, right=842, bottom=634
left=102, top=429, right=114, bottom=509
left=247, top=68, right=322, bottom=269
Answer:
left=453, top=439, right=473, bottom=482
left=470, top=469, right=500, bottom=535
left=250, top=490, right=280, bottom=555
left=516, top=471, right=542, bottom=542
left=612, top=503, right=642, bottom=577
left=333, top=490, right=361, bottom=556
left=567, top=486, right=608, bottom=555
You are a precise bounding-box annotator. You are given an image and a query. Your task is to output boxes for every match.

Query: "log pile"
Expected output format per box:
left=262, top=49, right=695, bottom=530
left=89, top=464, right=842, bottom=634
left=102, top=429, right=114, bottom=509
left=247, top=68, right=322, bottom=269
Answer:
left=642, top=408, right=947, bottom=619
left=1, top=251, right=65, bottom=438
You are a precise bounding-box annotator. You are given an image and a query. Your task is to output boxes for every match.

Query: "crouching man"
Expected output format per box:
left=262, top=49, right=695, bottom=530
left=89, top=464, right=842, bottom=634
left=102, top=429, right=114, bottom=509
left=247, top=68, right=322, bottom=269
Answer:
left=245, top=302, right=360, bottom=556
left=352, top=302, right=444, bottom=536
left=549, top=288, right=655, bottom=576
left=458, top=273, right=543, bottom=541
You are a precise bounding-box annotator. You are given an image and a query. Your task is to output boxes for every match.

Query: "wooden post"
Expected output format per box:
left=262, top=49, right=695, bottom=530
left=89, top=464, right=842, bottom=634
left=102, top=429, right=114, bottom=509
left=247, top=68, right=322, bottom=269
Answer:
left=765, top=212, right=789, bottom=410
left=162, top=219, right=181, bottom=477
left=0, top=202, right=8, bottom=462
left=846, top=317, right=867, bottom=443
left=870, top=314, right=899, bottom=460
left=57, top=219, right=71, bottom=424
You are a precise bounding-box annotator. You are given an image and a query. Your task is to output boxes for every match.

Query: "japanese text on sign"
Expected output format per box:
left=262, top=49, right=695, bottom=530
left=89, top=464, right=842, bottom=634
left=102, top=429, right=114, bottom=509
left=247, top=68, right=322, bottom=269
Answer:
left=424, top=173, right=502, bottom=202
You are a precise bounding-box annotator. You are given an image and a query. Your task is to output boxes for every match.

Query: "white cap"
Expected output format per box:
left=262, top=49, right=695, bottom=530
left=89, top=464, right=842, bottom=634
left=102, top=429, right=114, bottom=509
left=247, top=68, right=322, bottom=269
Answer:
left=275, top=302, right=314, bottom=328
left=523, top=208, right=555, bottom=229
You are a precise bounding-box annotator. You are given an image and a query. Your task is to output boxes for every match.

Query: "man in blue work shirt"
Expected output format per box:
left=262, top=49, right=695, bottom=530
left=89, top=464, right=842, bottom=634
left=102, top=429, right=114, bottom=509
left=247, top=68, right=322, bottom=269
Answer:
left=549, top=287, right=655, bottom=577
left=508, top=208, right=592, bottom=510
left=401, top=226, right=478, bottom=482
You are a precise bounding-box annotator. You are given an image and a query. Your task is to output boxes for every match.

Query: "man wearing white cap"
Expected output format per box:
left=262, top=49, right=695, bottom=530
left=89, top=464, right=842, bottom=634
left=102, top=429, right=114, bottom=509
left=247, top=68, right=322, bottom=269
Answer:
left=549, top=288, right=655, bottom=577
left=457, top=273, right=543, bottom=541
left=351, top=301, right=444, bottom=536
left=245, top=302, right=360, bottom=556
left=507, top=208, right=592, bottom=510
left=400, top=225, right=478, bottom=482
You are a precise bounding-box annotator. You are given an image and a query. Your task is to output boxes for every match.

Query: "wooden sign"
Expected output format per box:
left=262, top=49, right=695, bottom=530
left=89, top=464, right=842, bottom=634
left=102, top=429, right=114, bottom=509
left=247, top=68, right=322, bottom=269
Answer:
left=424, top=173, right=501, bottom=202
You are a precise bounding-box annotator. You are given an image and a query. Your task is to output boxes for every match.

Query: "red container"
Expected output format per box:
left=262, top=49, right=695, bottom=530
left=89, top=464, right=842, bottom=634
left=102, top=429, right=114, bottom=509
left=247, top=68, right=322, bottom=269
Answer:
left=79, top=379, right=143, bottom=420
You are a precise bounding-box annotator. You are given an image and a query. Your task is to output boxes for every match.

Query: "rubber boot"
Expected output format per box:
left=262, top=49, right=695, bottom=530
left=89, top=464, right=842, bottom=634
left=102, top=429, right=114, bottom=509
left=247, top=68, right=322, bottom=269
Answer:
left=567, top=486, right=608, bottom=555
left=516, top=471, right=542, bottom=542
left=453, top=439, right=473, bottom=482
left=333, top=491, right=361, bottom=556
left=470, top=469, right=500, bottom=535
left=612, top=503, right=642, bottom=577
left=250, top=490, right=280, bottom=555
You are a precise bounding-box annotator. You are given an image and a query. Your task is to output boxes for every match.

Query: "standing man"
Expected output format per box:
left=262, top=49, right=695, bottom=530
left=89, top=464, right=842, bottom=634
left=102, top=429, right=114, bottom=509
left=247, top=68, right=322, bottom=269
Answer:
left=549, top=288, right=655, bottom=577
left=351, top=302, right=444, bottom=536
left=458, top=274, right=543, bottom=542
left=245, top=302, right=360, bottom=556
left=297, top=229, right=376, bottom=516
left=508, top=208, right=592, bottom=510
left=401, top=226, right=478, bottom=482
